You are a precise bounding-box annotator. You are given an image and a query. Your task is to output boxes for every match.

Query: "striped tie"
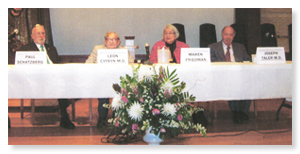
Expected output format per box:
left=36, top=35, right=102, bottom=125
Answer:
left=225, top=46, right=231, bottom=62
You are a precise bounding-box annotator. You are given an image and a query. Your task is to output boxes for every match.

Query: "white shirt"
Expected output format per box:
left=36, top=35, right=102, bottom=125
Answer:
left=222, top=42, right=235, bottom=62
left=35, top=43, right=53, bottom=64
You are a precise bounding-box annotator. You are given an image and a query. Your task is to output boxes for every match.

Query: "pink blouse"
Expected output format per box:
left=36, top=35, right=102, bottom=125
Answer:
left=149, top=40, right=189, bottom=63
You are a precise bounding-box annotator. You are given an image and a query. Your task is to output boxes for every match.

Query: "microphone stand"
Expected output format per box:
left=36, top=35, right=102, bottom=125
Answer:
left=143, top=43, right=153, bottom=65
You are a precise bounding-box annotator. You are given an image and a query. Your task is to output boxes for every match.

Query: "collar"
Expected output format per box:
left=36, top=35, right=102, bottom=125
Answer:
left=222, top=41, right=232, bottom=49
left=34, top=42, right=45, bottom=47
left=34, top=43, right=46, bottom=51
left=104, top=44, right=121, bottom=49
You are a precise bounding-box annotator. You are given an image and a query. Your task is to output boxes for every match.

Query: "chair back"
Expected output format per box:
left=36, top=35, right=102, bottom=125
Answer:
left=261, top=23, right=277, bottom=47
left=172, top=23, right=186, bottom=43
left=200, top=23, right=217, bottom=47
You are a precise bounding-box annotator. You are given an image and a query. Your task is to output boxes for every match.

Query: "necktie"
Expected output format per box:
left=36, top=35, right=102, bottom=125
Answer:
left=41, top=45, right=50, bottom=64
left=40, top=45, right=45, bottom=51
left=225, top=46, right=231, bottom=62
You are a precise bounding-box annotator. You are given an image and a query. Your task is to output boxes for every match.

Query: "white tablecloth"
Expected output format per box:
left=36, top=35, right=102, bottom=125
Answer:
left=8, top=62, right=292, bottom=101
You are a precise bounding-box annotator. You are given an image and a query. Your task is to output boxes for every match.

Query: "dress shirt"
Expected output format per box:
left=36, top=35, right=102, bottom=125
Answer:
left=222, top=42, right=235, bottom=62
left=35, top=43, right=53, bottom=64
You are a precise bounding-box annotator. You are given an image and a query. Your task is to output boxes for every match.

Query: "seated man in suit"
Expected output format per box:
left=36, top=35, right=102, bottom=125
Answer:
left=86, top=31, right=134, bottom=128
left=209, top=26, right=251, bottom=124
left=18, top=24, right=75, bottom=129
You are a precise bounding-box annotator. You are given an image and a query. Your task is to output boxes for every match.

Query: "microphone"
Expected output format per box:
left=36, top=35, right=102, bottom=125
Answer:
left=8, top=29, right=19, bottom=39
left=145, top=43, right=150, bottom=59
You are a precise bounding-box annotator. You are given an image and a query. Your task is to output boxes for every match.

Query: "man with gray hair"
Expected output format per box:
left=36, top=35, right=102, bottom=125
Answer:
left=86, top=31, right=133, bottom=128
left=18, top=24, right=75, bottom=129
left=86, top=31, right=123, bottom=63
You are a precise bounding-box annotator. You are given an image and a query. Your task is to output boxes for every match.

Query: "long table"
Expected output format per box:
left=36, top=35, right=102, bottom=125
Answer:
left=8, top=62, right=292, bottom=100
left=8, top=62, right=292, bottom=123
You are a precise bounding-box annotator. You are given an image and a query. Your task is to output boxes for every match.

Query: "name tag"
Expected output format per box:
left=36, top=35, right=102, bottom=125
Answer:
left=256, top=47, right=286, bottom=64
left=180, top=48, right=211, bottom=65
left=97, top=49, right=128, bottom=65
left=15, top=51, right=47, bottom=65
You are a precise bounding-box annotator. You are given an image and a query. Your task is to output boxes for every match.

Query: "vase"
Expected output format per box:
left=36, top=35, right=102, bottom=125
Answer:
left=143, top=127, right=163, bottom=145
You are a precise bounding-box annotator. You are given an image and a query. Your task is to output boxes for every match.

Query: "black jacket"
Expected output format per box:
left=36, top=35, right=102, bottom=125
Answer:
left=18, top=42, right=60, bottom=63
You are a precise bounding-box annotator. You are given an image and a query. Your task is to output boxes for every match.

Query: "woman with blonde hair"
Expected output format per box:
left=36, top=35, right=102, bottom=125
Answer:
left=150, top=24, right=189, bottom=63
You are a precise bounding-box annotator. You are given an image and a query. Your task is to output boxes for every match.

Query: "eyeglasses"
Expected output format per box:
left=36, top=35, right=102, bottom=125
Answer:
left=164, top=32, right=175, bottom=35
left=106, top=38, right=119, bottom=42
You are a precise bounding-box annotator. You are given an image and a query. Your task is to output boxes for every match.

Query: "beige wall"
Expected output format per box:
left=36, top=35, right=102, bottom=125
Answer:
left=260, top=8, right=292, bottom=53
left=50, top=8, right=234, bottom=55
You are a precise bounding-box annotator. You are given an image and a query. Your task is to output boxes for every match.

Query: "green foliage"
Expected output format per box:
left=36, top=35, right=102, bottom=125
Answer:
left=106, top=65, right=207, bottom=139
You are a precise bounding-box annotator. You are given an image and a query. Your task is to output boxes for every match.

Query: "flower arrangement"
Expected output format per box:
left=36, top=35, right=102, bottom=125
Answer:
left=105, top=65, right=207, bottom=140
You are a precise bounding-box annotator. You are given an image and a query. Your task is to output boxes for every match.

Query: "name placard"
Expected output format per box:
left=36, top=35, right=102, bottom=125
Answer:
left=97, top=49, right=128, bottom=65
left=180, top=48, right=211, bottom=65
left=15, top=51, right=47, bottom=65
left=256, top=47, right=286, bottom=64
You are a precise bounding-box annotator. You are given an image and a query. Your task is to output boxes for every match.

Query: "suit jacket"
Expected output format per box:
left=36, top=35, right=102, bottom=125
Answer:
left=209, top=41, right=251, bottom=62
left=18, top=42, right=60, bottom=63
left=149, top=40, right=189, bottom=63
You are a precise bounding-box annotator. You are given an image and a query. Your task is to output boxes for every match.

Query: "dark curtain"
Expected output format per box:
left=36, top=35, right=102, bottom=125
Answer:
left=8, top=8, right=53, bottom=64
left=26, top=8, right=54, bottom=45
left=235, top=8, right=261, bottom=55
left=9, top=8, right=53, bottom=45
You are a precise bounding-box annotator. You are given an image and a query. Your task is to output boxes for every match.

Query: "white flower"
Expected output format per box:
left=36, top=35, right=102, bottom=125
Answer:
left=128, top=101, right=144, bottom=121
left=162, top=103, right=176, bottom=116
left=138, top=66, right=155, bottom=82
left=111, top=94, right=124, bottom=110
left=161, top=79, right=174, bottom=91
